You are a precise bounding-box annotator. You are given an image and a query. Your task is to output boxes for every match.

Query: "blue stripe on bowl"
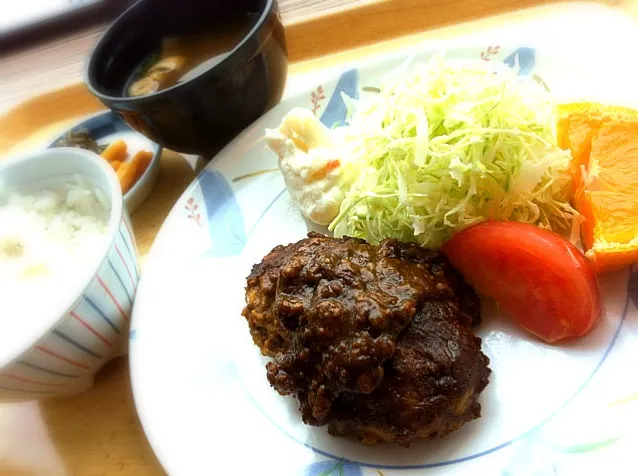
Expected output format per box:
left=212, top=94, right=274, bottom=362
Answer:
left=32, top=344, right=91, bottom=371
left=79, top=219, right=139, bottom=346
left=108, top=258, right=133, bottom=304
left=82, top=295, right=121, bottom=335
left=120, top=216, right=141, bottom=277
left=99, top=248, right=135, bottom=318
left=17, top=361, right=80, bottom=379
left=52, top=330, right=102, bottom=359
left=118, top=230, right=138, bottom=278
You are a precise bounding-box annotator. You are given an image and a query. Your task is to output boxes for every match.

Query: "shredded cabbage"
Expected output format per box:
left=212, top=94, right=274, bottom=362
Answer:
left=328, top=54, right=579, bottom=248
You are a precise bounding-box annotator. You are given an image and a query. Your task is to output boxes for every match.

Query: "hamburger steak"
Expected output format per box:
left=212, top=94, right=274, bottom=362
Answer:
left=242, top=233, right=491, bottom=446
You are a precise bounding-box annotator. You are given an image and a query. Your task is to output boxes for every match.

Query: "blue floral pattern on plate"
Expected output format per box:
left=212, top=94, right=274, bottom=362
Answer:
left=320, top=69, right=360, bottom=128
left=503, top=47, right=536, bottom=75
left=305, top=460, right=364, bottom=476
left=197, top=169, right=247, bottom=257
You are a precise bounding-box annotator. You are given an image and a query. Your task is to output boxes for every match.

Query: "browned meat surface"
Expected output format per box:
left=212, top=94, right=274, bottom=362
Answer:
left=242, top=233, right=490, bottom=446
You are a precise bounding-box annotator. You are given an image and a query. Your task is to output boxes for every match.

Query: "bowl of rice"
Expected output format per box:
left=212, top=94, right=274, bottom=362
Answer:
left=0, top=147, right=139, bottom=400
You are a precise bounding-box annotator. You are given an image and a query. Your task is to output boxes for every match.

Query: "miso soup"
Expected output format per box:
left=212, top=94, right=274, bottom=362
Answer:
left=125, top=12, right=258, bottom=97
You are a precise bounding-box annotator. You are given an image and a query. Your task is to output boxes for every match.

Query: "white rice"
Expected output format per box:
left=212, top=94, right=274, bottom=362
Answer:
left=0, top=177, right=110, bottom=361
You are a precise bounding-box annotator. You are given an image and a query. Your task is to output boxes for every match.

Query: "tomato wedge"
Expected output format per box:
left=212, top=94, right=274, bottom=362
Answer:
left=441, top=221, right=602, bottom=343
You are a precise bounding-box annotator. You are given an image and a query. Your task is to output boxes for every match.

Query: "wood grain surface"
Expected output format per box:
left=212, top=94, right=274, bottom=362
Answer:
left=0, top=1, right=637, bottom=475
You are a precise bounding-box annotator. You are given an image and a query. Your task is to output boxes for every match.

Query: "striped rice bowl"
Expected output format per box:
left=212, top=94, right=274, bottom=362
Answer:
left=0, top=148, right=139, bottom=400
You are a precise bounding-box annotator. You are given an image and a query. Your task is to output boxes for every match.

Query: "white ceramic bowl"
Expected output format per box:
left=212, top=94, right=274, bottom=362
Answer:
left=0, top=148, right=140, bottom=400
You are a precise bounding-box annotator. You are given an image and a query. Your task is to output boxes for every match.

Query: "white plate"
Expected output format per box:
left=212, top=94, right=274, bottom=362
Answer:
left=130, top=30, right=638, bottom=476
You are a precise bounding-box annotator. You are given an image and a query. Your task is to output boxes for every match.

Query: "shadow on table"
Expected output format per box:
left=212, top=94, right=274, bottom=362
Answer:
left=38, top=358, right=165, bottom=475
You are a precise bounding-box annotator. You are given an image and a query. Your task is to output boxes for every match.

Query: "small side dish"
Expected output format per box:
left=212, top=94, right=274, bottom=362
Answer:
left=99, top=140, right=153, bottom=194
left=55, top=132, right=153, bottom=194
left=50, top=112, right=162, bottom=213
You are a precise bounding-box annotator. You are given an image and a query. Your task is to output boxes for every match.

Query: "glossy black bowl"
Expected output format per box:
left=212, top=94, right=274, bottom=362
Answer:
left=86, top=0, right=287, bottom=156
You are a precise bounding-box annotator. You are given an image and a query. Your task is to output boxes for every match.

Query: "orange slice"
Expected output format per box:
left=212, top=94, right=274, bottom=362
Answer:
left=557, top=103, right=638, bottom=273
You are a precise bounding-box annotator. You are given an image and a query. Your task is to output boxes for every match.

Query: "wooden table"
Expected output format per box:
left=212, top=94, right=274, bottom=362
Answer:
left=1, top=1, right=637, bottom=474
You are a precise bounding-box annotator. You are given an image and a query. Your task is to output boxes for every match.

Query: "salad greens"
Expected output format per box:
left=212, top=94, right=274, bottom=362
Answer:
left=329, top=54, right=578, bottom=248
